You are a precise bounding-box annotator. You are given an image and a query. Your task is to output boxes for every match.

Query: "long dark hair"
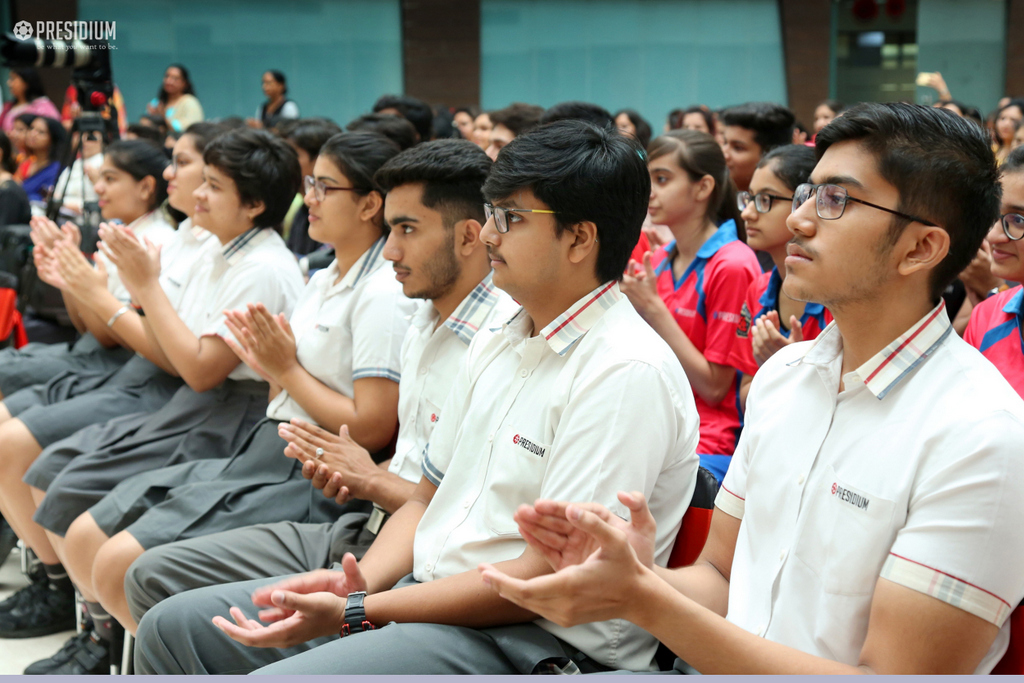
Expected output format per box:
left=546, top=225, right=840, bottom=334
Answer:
left=647, top=129, right=744, bottom=239
left=28, top=115, right=67, bottom=165
left=318, top=131, right=401, bottom=232
left=0, top=130, right=15, bottom=174
left=265, top=70, right=287, bottom=95
left=10, top=67, right=46, bottom=102
left=158, top=64, right=196, bottom=105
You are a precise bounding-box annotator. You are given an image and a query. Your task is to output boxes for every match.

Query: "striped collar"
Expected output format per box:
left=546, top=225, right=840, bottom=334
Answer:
left=411, top=272, right=502, bottom=346
left=799, top=300, right=951, bottom=399
left=504, top=281, right=622, bottom=356
left=324, top=237, right=387, bottom=294
left=221, top=227, right=270, bottom=265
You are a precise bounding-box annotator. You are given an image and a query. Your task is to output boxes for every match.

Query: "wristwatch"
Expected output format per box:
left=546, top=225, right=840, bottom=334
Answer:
left=340, top=591, right=376, bottom=637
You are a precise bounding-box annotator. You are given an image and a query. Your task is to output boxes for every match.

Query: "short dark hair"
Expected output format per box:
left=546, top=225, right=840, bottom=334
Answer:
left=614, top=109, right=652, bottom=148
left=285, top=119, right=344, bottom=159
left=0, top=130, right=15, bottom=174
left=815, top=102, right=1001, bottom=302
left=373, top=95, right=434, bottom=143
left=105, top=139, right=170, bottom=210
left=489, top=103, right=545, bottom=137
left=203, top=128, right=302, bottom=232
left=182, top=121, right=228, bottom=154
left=1001, top=144, right=1024, bottom=174
left=756, top=144, right=817, bottom=192
left=11, top=67, right=46, bottom=102
left=539, top=101, right=615, bottom=130
left=346, top=113, right=418, bottom=151
left=817, top=100, right=844, bottom=116
left=374, top=139, right=492, bottom=228
left=483, top=120, right=649, bottom=283
left=721, top=102, right=796, bottom=153
left=127, top=123, right=164, bottom=145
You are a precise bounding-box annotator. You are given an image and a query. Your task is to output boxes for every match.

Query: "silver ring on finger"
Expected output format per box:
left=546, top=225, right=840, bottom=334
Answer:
left=315, top=447, right=324, bottom=460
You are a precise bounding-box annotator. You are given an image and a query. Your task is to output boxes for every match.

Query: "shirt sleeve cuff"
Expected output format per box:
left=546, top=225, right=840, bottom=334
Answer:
left=353, top=367, right=401, bottom=383
left=880, top=553, right=1013, bottom=626
left=715, top=484, right=745, bottom=519
left=421, top=448, right=444, bottom=486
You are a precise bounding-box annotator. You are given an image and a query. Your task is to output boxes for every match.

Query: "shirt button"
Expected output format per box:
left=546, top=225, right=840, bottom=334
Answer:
left=520, top=369, right=530, bottom=378
left=797, top=474, right=805, bottom=485
left=463, top=499, right=471, bottom=508
left=419, top=367, right=428, bottom=375
left=424, top=563, right=433, bottom=572
left=757, top=625, right=766, bottom=637
left=488, top=433, right=494, bottom=442
left=779, top=549, right=787, bottom=561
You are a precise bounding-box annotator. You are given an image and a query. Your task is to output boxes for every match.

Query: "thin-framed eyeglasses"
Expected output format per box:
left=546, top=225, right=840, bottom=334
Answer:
left=792, top=183, right=938, bottom=227
left=737, top=191, right=793, bottom=214
left=483, top=202, right=558, bottom=234
left=999, top=212, right=1024, bottom=241
left=303, top=175, right=359, bottom=202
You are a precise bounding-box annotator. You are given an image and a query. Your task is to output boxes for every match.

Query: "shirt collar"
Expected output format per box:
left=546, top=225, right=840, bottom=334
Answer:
left=758, top=267, right=826, bottom=319
left=654, top=219, right=739, bottom=279
left=410, top=272, right=504, bottom=347
left=502, top=281, right=621, bottom=356
left=1002, top=287, right=1024, bottom=319
left=325, top=237, right=387, bottom=294
left=221, top=227, right=270, bottom=266
left=798, top=300, right=951, bottom=400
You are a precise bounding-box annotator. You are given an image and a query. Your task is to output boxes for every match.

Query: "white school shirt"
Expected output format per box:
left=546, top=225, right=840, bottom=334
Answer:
left=175, top=228, right=304, bottom=382
left=53, top=152, right=103, bottom=212
left=97, top=209, right=178, bottom=303
left=155, top=217, right=213, bottom=312
left=387, top=273, right=517, bottom=485
left=266, top=238, right=415, bottom=423
left=716, top=302, right=1024, bottom=673
left=415, top=282, right=701, bottom=672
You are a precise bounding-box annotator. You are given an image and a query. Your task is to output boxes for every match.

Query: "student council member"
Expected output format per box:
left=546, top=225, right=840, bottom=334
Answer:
left=622, top=130, right=759, bottom=482
left=133, top=120, right=700, bottom=675
left=730, top=144, right=831, bottom=408
left=122, top=139, right=515, bottom=674
left=482, top=103, right=1024, bottom=675
left=964, top=144, right=1024, bottom=398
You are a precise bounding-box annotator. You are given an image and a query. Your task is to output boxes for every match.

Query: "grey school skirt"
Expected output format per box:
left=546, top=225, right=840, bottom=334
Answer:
left=9, top=355, right=184, bottom=448
left=89, top=417, right=361, bottom=549
left=27, top=378, right=269, bottom=536
left=0, top=334, right=133, bottom=397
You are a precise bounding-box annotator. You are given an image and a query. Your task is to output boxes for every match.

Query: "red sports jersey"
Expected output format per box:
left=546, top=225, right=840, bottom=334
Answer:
left=729, top=268, right=832, bottom=377
left=964, top=285, right=1024, bottom=399
left=651, top=220, right=760, bottom=456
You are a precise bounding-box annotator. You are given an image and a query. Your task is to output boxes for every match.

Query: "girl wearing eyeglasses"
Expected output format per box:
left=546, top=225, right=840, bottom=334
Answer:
left=963, top=145, right=1024, bottom=399
left=621, top=129, right=759, bottom=483
left=730, top=144, right=833, bottom=410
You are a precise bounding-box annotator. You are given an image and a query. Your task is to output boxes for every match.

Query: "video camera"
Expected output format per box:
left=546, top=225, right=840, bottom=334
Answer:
left=1, top=32, right=113, bottom=116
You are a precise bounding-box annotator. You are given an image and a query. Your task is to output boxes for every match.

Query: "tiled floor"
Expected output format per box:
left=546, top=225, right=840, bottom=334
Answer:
left=0, top=546, right=77, bottom=675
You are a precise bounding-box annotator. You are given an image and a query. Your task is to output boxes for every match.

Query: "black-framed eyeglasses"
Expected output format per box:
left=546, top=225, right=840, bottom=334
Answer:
left=793, top=183, right=938, bottom=227
left=737, top=191, right=793, bottom=214
left=1000, top=212, right=1024, bottom=241
left=303, top=175, right=359, bottom=202
left=483, top=203, right=558, bottom=234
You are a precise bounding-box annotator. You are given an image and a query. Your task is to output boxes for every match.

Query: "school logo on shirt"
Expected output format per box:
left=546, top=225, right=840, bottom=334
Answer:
left=831, top=481, right=870, bottom=511
left=430, top=413, right=439, bottom=423
left=714, top=311, right=742, bottom=324
left=512, top=434, right=546, bottom=457
left=316, top=324, right=330, bottom=333
left=674, top=307, right=697, bottom=318
left=737, top=302, right=752, bottom=339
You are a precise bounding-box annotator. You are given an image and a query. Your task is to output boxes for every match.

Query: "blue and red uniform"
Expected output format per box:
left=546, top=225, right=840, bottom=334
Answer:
left=728, top=268, right=833, bottom=377
left=650, top=219, right=760, bottom=482
left=964, top=285, right=1024, bottom=399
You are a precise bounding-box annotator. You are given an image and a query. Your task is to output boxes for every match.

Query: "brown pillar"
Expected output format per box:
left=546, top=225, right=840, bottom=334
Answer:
left=778, top=0, right=832, bottom=127
left=1007, top=0, right=1024, bottom=97
left=10, top=0, right=78, bottom=108
left=401, top=0, right=480, bottom=108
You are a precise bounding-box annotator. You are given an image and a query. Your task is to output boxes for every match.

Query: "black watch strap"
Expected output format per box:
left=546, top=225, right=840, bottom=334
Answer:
left=341, top=591, right=376, bottom=637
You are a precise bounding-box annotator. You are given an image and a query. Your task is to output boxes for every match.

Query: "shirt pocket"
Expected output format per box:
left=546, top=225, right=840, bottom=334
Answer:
left=483, top=424, right=551, bottom=537
left=822, top=466, right=896, bottom=596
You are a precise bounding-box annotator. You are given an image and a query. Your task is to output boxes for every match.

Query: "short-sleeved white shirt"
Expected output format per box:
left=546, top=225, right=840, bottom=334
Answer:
left=266, top=238, right=416, bottom=423
left=414, top=282, right=701, bottom=672
left=99, top=209, right=179, bottom=303
left=717, top=302, right=1024, bottom=673
left=388, top=273, right=517, bottom=484
left=156, top=218, right=213, bottom=312
left=174, top=227, right=304, bottom=382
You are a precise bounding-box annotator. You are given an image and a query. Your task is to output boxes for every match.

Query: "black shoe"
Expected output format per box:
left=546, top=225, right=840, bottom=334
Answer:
left=25, top=630, right=110, bottom=675
left=0, top=518, right=17, bottom=566
left=24, top=630, right=95, bottom=674
left=0, top=578, right=76, bottom=638
left=0, top=567, right=44, bottom=613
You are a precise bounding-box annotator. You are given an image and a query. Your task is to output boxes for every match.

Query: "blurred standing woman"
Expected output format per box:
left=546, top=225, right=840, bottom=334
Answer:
left=147, top=64, right=204, bottom=134
left=992, top=99, right=1024, bottom=166
left=1, top=67, right=60, bottom=132
left=249, top=70, right=299, bottom=131
left=19, top=116, right=66, bottom=202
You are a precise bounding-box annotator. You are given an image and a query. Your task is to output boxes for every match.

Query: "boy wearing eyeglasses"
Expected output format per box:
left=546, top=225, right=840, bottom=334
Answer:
left=480, top=103, right=1024, bottom=675
left=133, top=120, right=701, bottom=675
left=964, top=145, right=1024, bottom=398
